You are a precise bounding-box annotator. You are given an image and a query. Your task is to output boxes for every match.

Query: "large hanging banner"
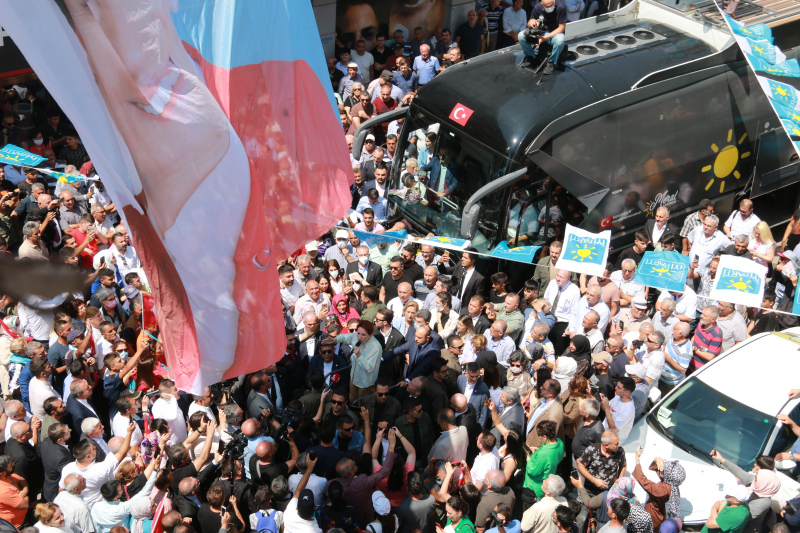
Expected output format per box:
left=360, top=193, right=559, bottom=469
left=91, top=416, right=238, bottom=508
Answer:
left=634, top=251, right=691, bottom=292
left=716, top=7, right=800, bottom=156
left=710, top=255, right=767, bottom=307
left=0, top=0, right=352, bottom=393
left=555, top=224, right=610, bottom=277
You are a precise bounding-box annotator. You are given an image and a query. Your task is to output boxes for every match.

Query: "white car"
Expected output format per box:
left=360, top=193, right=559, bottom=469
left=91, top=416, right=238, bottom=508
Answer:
left=623, top=329, right=800, bottom=526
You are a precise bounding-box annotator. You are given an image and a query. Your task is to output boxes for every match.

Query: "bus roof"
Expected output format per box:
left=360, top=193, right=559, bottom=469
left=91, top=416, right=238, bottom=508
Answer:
left=414, top=21, right=714, bottom=160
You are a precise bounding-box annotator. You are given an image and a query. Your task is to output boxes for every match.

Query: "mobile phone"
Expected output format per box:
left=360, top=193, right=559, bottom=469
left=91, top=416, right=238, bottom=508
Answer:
left=571, top=469, right=578, bottom=478
left=221, top=506, right=227, bottom=515
left=346, top=280, right=354, bottom=287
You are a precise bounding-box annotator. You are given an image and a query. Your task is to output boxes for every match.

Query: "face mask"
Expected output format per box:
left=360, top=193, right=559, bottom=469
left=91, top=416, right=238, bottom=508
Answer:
left=353, top=282, right=362, bottom=291
left=358, top=256, right=369, bottom=265
left=119, top=351, right=129, bottom=359
left=510, top=366, right=523, bottom=374
left=436, top=305, right=445, bottom=312
left=337, top=240, right=347, bottom=249
left=329, top=270, right=339, bottom=278
left=545, top=5, right=555, bottom=12
left=105, top=300, right=117, bottom=309
left=33, top=138, right=44, bottom=146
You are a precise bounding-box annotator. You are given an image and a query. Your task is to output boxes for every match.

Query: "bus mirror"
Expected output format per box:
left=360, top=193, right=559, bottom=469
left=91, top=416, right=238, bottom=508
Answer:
left=461, top=203, right=481, bottom=239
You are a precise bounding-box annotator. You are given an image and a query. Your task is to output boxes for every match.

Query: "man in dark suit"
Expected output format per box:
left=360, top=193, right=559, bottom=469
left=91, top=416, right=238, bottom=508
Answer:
left=362, top=158, right=390, bottom=197
left=81, top=418, right=109, bottom=463
left=360, top=378, right=404, bottom=431
left=173, top=462, right=220, bottom=521
left=383, top=325, right=439, bottom=381
left=464, top=295, right=492, bottom=335
left=65, top=378, right=103, bottom=438
left=420, top=146, right=461, bottom=198
left=449, top=248, right=487, bottom=305
left=456, top=362, right=490, bottom=427
left=427, top=356, right=451, bottom=416
left=645, top=206, right=679, bottom=248
left=6, top=420, right=44, bottom=503
left=295, top=312, right=328, bottom=386
left=246, top=372, right=278, bottom=421
left=325, top=322, right=354, bottom=363
left=489, top=387, right=525, bottom=447
left=350, top=167, right=367, bottom=210
left=307, top=338, right=350, bottom=391
left=375, top=308, right=406, bottom=384
left=41, top=423, right=75, bottom=502
left=345, top=245, right=384, bottom=289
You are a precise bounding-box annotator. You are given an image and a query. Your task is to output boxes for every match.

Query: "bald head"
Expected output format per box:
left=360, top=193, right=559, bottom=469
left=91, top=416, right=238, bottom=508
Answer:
left=241, top=418, right=261, bottom=438
left=485, top=470, right=507, bottom=492
left=179, top=477, right=199, bottom=496
left=256, top=440, right=273, bottom=460
left=108, top=437, right=124, bottom=454
left=10, top=422, right=29, bottom=440
left=451, top=393, right=467, bottom=411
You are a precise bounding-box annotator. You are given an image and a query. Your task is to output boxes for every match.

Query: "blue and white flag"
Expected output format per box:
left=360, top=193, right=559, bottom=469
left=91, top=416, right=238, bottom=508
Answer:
left=0, top=144, right=45, bottom=167
left=554, top=224, right=610, bottom=277
left=352, top=229, right=408, bottom=247
left=748, top=56, right=800, bottom=78
left=417, top=236, right=472, bottom=252
left=722, top=13, right=772, bottom=40
left=709, top=255, right=767, bottom=307
left=736, top=36, right=785, bottom=65
left=793, top=283, right=800, bottom=316
left=489, top=241, right=540, bottom=263
left=634, top=251, right=690, bottom=292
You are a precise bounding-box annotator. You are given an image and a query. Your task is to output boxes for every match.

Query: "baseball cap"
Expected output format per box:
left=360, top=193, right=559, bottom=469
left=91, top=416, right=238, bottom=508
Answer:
left=66, top=329, right=84, bottom=344
left=347, top=61, right=359, bottom=69
left=372, top=491, right=391, bottom=516
left=591, top=351, right=613, bottom=366
left=365, top=134, right=376, bottom=142
left=393, top=42, right=404, bottom=50
left=725, top=484, right=751, bottom=503
left=335, top=229, right=349, bottom=240
left=779, top=250, right=796, bottom=261
left=632, top=296, right=648, bottom=309
left=305, top=241, right=319, bottom=252
left=297, top=488, right=315, bottom=516
left=122, top=285, right=140, bottom=300
left=95, top=287, right=114, bottom=302
left=625, top=363, right=647, bottom=380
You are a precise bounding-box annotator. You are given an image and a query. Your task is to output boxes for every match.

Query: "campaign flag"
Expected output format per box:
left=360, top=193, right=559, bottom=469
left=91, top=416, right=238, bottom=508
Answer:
left=352, top=229, right=408, bottom=247
left=555, top=224, right=610, bottom=277
left=709, top=255, right=767, bottom=308
left=634, top=251, right=691, bottom=292
left=748, top=56, right=800, bottom=78
left=39, top=168, right=86, bottom=185
left=723, top=13, right=772, bottom=40
left=0, top=0, right=352, bottom=393
left=0, top=144, right=45, bottom=167
left=793, top=284, right=800, bottom=316
left=489, top=241, right=540, bottom=264
left=736, top=36, right=786, bottom=65
left=417, top=236, right=472, bottom=252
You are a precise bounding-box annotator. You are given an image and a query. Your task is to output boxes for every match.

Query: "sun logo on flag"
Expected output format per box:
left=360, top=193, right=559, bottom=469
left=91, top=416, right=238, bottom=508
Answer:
left=649, top=266, right=673, bottom=278
left=726, top=277, right=754, bottom=292
left=569, top=244, right=599, bottom=262
left=701, top=129, right=750, bottom=193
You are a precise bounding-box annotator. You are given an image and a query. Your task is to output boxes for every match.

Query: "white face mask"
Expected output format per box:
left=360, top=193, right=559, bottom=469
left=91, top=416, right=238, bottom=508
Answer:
left=510, top=366, right=523, bottom=374
left=358, top=256, right=369, bottom=265
left=337, top=240, right=347, bottom=248
left=436, top=305, right=445, bottom=312
left=544, top=4, right=555, bottom=12
left=33, top=138, right=44, bottom=146
left=353, top=282, right=362, bottom=291
left=329, top=270, right=339, bottom=278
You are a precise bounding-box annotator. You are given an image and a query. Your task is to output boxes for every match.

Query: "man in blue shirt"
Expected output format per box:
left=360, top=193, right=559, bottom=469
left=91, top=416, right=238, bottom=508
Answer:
left=356, top=189, right=389, bottom=224
left=408, top=26, right=431, bottom=57
left=393, top=59, right=418, bottom=96
left=412, top=44, right=440, bottom=86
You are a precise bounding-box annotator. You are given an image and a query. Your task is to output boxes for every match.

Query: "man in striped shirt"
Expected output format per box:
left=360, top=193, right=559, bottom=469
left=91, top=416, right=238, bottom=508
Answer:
left=659, top=322, right=692, bottom=396
left=690, top=306, right=722, bottom=372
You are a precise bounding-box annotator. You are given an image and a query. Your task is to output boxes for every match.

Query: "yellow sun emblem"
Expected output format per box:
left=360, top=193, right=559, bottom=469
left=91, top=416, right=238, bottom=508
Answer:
left=727, top=277, right=754, bottom=292
left=701, top=129, right=750, bottom=193
left=569, top=244, right=598, bottom=262
left=649, top=267, right=672, bottom=277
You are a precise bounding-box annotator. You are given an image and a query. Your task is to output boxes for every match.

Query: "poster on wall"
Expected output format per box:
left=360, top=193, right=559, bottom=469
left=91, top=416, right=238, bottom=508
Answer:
left=336, top=0, right=446, bottom=49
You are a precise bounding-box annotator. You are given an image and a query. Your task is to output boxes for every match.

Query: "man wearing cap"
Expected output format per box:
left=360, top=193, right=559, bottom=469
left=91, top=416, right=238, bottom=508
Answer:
left=624, top=363, right=651, bottom=422
left=324, top=229, right=357, bottom=270
left=702, top=485, right=751, bottom=533
left=284, top=453, right=323, bottom=532
left=338, top=61, right=363, bottom=101
left=610, top=259, right=647, bottom=309
left=656, top=285, right=698, bottom=323
left=660, top=322, right=692, bottom=395
left=591, top=352, right=614, bottom=400
left=612, top=296, right=651, bottom=336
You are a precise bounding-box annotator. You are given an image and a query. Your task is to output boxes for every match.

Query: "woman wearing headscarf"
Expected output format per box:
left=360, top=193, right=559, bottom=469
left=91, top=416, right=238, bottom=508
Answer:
left=561, top=334, right=593, bottom=378
left=552, top=357, right=577, bottom=393
left=711, top=450, right=781, bottom=533
left=632, top=445, right=686, bottom=531
left=328, top=294, right=360, bottom=328
left=571, top=475, right=640, bottom=529
left=129, top=497, right=156, bottom=533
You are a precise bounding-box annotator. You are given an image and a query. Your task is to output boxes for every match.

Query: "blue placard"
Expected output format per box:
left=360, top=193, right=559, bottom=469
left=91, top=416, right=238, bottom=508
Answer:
left=0, top=144, right=46, bottom=167
left=351, top=229, right=407, bottom=247
left=633, top=251, right=690, bottom=292
left=489, top=241, right=541, bottom=263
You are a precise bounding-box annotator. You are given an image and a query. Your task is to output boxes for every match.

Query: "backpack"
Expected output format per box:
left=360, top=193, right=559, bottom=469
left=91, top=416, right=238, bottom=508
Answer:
left=255, top=509, right=278, bottom=533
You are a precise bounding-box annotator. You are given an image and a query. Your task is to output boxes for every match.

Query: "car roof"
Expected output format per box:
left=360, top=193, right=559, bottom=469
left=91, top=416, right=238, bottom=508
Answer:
left=694, top=330, right=800, bottom=415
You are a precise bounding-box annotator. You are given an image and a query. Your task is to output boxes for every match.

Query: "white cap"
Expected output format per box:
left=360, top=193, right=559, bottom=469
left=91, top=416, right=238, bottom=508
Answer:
left=305, top=241, right=319, bottom=252
left=625, top=363, right=647, bottom=380
left=365, top=134, right=376, bottom=141
left=372, top=491, right=391, bottom=516
left=632, top=296, right=648, bottom=309
left=335, top=229, right=349, bottom=240
left=726, top=484, right=751, bottom=503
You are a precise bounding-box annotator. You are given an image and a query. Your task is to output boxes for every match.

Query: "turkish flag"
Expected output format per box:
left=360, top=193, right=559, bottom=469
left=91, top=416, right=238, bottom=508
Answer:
left=599, top=216, right=613, bottom=230
left=449, top=103, right=474, bottom=126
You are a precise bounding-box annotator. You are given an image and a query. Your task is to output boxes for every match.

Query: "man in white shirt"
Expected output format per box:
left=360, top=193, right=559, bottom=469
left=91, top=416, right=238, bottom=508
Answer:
left=640, top=331, right=666, bottom=384
left=601, top=378, right=635, bottom=442
left=656, top=285, right=697, bottom=322
left=351, top=40, right=375, bottom=84
left=188, top=386, right=218, bottom=424
left=288, top=452, right=328, bottom=505
left=151, top=379, right=188, bottom=443
left=292, top=280, right=331, bottom=325
left=29, top=357, right=58, bottom=420
left=471, top=430, right=500, bottom=494
left=60, top=422, right=136, bottom=505
left=111, top=396, right=143, bottom=452
left=484, top=320, right=516, bottom=368
left=279, top=264, right=304, bottom=314
left=55, top=474, right=96, bottom=533
left=687, top=214, right=729, bottom=269
left=543, top=269, right=582, bottom=354
left=387, top=282, right=421, bottom=328
left=723, top=199, right=760, bottom=241
left=108, top=233, right=141, bottom=279
left=609, top=260, right=647, bottom=309
left=567, top=284, right=610, bottom=336
left=91, top=204, right=115, bottom=251
left=283, top=453, right=323, bottom=533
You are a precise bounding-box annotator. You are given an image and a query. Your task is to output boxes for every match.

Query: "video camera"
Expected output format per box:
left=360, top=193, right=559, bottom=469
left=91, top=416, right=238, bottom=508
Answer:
left=522, top=17, right=546, bottom=42
left=272, top=407, right=303, bottom=442
left=223, top=429, right=248, bottom=459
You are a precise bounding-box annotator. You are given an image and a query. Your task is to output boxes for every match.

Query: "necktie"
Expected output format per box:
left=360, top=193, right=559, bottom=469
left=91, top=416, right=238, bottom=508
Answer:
left=457, top=268, right=466, bottom=299
left=551, top=286, right=562, bottom=317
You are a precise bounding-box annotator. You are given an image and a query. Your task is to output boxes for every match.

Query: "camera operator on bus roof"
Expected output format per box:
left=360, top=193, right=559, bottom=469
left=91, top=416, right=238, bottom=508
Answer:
left=517, top=0, right=568, bottom=75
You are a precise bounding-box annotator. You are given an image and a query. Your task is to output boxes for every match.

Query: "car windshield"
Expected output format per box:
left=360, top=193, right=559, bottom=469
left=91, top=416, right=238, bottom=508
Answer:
left=390, top=105, right=517, bottom=252
left=648, top=378, right=776, bottom=469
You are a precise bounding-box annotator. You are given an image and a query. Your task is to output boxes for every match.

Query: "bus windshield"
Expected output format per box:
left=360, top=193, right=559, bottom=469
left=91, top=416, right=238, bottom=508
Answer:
left=390, top=106, right=524, bottom=252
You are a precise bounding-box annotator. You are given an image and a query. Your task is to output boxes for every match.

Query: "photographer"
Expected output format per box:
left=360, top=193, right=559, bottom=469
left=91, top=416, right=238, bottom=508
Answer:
left=517, top=0, right=567, bottom=74
left=249, top=437, right=298, bottom=487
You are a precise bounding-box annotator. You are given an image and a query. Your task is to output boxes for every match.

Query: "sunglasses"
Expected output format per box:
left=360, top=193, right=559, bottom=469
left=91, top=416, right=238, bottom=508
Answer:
left=340, top=426, right=354, bottom=432
left=331, top=400, right=345, bottom=405
left=320, top=350, right=334, bottom=355
left=377, top=392, right=388, bottom=397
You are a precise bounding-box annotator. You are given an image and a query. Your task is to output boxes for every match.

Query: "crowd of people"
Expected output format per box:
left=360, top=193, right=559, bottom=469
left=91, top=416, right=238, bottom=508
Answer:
left=2, top=14, right=800, bottom=533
